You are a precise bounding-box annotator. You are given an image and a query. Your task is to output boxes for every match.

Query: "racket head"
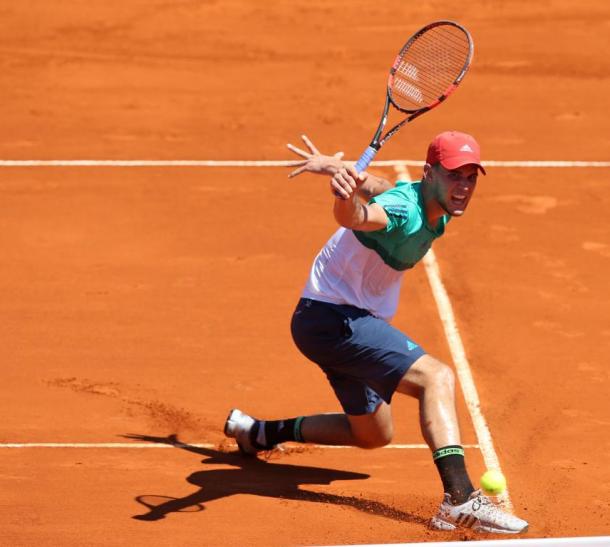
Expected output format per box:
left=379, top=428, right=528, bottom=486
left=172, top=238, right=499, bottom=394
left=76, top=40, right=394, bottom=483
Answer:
left=387, top=21, right=473, bottom=114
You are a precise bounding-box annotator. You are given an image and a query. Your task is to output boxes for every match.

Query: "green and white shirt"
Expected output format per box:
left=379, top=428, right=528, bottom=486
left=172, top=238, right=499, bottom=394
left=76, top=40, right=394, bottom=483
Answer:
left=301, top=181, right=449, bottom=321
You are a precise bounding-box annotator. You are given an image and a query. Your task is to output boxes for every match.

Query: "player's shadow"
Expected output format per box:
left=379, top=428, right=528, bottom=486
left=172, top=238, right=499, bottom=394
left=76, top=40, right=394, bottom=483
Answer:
left=126, top=433, right=428, bottom=526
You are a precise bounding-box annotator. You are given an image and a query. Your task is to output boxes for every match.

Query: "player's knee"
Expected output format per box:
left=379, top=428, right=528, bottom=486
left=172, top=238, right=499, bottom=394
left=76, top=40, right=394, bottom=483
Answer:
left=353, top=427, right=393, bottom=449
left=424, top=359, right=455, bottom=392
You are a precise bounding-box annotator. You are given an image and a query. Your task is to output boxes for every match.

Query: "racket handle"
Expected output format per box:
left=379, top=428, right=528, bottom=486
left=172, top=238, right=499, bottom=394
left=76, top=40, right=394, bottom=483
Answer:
left=354, top=146, right=378, bottom=173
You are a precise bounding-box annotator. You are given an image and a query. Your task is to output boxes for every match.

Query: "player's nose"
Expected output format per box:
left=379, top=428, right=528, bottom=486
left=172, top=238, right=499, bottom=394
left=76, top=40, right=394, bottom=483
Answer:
left=455, top=180, right=472, bottom=194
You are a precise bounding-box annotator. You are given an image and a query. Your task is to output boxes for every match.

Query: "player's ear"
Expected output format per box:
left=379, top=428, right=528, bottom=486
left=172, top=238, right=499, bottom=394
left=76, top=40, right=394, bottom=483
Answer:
left=422, top=163, right=433, bottom=181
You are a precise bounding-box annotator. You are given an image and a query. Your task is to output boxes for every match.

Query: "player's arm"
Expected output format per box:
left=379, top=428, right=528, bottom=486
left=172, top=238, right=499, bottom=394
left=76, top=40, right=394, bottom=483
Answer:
left=287, top=134, right=394, bottom=200
left=286, top=134, right=346, bottom=178
left=332, top=166, right=389, bottom=231
left=357, top=170, right=394, bottom=200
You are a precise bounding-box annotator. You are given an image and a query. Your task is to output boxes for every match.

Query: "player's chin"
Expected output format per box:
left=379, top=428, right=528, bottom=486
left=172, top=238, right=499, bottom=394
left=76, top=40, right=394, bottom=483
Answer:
left=445, top=204, right=467, bottom=217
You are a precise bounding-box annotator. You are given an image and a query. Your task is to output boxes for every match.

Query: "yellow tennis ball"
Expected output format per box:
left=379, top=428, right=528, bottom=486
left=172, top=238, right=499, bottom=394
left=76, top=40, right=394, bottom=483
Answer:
left=480, top=469, right=507, bottom=495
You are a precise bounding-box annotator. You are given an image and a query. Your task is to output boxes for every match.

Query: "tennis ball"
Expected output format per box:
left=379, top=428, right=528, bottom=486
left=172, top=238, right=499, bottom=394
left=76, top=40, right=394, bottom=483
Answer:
left=480, top=469, right=507, bottom=495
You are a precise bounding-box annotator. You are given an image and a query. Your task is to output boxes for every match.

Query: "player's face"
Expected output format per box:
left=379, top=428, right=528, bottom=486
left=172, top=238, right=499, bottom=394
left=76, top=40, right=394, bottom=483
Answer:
left=430, top=163, right=479, bottom=216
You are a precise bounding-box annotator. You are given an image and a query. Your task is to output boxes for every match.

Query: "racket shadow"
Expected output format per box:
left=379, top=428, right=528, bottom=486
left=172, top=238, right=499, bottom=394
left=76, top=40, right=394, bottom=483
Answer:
left=123, top=433, right=428, bottom=526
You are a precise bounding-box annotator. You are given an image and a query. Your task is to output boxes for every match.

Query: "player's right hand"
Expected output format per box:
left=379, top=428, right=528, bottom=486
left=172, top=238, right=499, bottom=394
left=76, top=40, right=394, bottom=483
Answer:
left=331, top=167, right=368, bottom=200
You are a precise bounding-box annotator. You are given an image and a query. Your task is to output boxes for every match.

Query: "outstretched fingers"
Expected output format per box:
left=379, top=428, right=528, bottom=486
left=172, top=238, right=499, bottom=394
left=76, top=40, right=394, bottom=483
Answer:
left=300, top=134, right=320, bottom=155
left=286, top=134, right=319, bottom=159
left=288, top=164, right=308, bottom=179
left=285, top=134, right=346, bottom=180
left=286, top=143, right=309, bottom=159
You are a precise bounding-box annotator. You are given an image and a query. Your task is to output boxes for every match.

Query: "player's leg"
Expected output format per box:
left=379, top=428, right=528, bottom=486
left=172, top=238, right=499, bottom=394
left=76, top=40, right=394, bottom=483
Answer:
left=292, top=300, right=475, bottom=505
left=227, top=377, right=394, bottom=451
left=396, top=354, right=474, bottom=503
left=226, top=299, right=397, bottom=453
left=396, top=354, right=461, bottom=449
left=300, top=402, right=393, bottom=449
left=225, top=403, right=393, bottom=453
left=397, top=355, right=528, bottom=533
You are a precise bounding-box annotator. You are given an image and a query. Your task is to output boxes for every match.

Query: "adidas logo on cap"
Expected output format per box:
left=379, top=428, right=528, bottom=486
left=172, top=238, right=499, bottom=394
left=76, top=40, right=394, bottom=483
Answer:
left=460, top=144, right=474, bottom=152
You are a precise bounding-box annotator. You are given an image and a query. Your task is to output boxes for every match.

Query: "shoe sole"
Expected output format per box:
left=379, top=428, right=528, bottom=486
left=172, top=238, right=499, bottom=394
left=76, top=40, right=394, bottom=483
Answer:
left=430, top=516, right=528, bottom=534
left=429, top=516, right=457, bottom=531
left=477, top=524, right=528, bottom=535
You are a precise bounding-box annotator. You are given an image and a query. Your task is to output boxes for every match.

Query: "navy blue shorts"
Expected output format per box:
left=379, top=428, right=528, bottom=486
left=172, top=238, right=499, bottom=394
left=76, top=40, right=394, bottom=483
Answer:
left=290, top=298, right=426, bottom=416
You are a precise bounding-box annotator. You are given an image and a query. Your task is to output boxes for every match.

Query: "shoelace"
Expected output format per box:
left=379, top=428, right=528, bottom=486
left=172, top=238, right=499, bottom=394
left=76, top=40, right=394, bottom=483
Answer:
left=471, top=493, right=493, bottom=513
left=472, top=493, right=514, bottom=526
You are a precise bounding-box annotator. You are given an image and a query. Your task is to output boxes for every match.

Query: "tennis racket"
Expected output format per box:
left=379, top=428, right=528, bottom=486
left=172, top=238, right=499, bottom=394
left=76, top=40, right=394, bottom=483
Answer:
left=354, top=20, right=474, bottom=173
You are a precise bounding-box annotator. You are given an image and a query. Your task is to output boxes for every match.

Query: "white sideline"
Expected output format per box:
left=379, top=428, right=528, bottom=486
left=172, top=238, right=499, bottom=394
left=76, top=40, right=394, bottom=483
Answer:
left=0, top=159, right=608, bottom=167
left=394, top=164, right=513, bottom=511
left=322, top=536, right=610, bottom=547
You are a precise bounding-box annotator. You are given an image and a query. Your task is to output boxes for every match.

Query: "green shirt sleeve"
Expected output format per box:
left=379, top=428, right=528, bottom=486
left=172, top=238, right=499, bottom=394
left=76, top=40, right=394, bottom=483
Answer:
left=369, top=185, right=419, bottom=234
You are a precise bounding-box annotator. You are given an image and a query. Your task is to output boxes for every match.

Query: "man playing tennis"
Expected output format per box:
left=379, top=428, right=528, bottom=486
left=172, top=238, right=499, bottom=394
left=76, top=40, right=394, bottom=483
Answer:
left=225, top=132, right=528, bottom=534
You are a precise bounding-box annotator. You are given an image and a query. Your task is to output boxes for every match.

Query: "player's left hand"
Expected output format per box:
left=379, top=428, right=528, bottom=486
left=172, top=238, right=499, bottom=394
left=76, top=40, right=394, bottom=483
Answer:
left=286, top=134, right=345, bottom=178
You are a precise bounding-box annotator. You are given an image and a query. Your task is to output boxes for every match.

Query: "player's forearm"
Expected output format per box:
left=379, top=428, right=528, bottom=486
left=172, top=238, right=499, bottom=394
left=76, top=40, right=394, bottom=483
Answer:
left=333, top=195, right=368, bottom=228
left=356, top=174, right=394, bottom=200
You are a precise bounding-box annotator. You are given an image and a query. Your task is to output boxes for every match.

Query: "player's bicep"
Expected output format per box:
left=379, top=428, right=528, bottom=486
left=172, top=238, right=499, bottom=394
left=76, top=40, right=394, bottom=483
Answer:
left=355, top=203, right=389, bottom=232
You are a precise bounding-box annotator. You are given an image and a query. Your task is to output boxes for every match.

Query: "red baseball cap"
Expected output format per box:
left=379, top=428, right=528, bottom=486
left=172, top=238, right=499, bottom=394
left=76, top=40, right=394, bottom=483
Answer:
left=426, top=131, right=486, bottom=175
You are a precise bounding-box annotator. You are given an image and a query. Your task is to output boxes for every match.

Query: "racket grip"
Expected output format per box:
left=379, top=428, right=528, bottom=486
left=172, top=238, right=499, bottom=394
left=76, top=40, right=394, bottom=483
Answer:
left=354, top=146, right=378, bottom=173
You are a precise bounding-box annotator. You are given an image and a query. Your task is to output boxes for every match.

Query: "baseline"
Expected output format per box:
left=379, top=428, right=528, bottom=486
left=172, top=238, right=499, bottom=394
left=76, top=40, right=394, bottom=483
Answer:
left=323, top=536, right=610, bottom=547
left=0, top=159, right=609, bottom=168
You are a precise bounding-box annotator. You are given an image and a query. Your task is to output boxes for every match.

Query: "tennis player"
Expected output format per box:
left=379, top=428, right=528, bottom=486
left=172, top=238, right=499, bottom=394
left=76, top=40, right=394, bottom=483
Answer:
left=225, top=132, right=528, bottom=534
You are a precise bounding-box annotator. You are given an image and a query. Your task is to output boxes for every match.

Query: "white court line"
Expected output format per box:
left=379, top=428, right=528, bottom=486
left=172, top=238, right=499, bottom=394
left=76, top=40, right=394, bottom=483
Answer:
left=394, top=164, right=513, bottom=512
left=0, top=443, right=480, bottom=449
left=324, top=536, right=610, bottom=547
left=0, top=159, right=608, bottom=167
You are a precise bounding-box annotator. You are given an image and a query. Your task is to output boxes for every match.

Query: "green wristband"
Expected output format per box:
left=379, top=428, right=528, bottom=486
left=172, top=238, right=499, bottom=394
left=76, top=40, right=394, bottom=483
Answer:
left=294, top=416, right=305, bottom=443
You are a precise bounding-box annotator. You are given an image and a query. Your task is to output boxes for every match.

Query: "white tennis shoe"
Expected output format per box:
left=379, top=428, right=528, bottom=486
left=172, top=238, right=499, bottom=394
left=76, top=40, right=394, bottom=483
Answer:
left=430, top=490, right=528, bottom=534
left=224, top=408, right=276, bottom=455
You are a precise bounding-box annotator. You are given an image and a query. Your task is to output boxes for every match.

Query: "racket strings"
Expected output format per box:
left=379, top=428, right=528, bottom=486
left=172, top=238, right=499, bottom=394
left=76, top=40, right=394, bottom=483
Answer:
left=390, top=25, right=471, bottom=111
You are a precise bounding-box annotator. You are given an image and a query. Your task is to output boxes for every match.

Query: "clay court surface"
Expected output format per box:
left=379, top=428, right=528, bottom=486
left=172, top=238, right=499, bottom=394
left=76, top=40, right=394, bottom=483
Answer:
left=1, top=1, right=609, bottom=545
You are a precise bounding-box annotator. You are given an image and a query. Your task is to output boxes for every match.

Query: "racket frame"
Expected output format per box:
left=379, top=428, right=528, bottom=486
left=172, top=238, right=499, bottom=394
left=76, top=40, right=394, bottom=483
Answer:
left=354, top=20, right=473, bottom=173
